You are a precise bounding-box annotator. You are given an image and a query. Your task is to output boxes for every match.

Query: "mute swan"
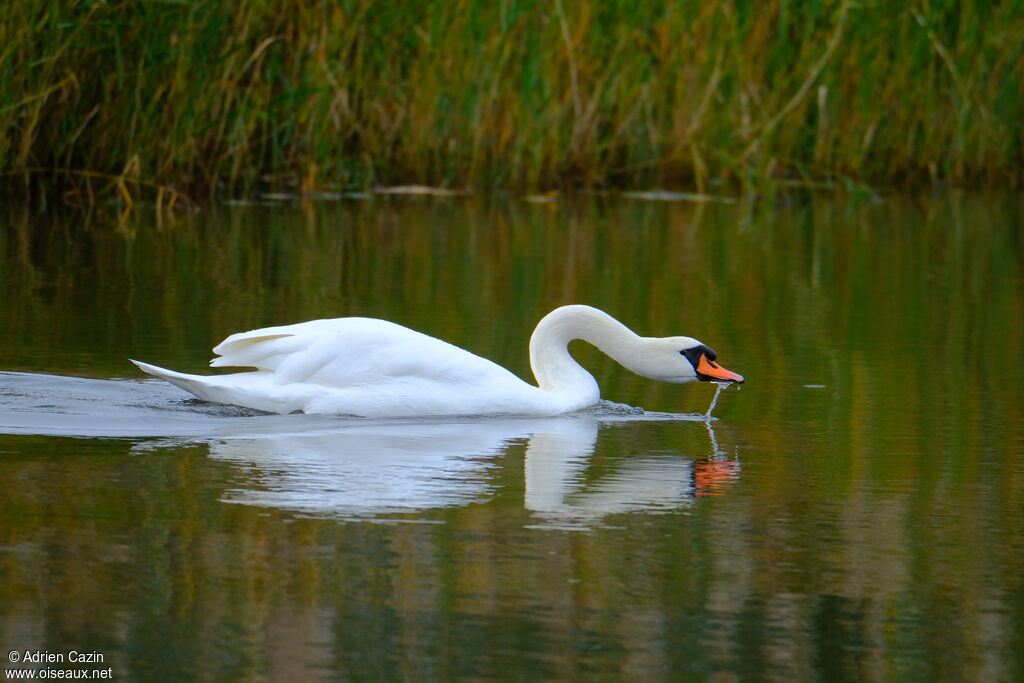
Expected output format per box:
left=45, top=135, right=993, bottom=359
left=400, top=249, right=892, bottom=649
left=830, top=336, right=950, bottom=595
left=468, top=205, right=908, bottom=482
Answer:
left=131, top=304, right=743, bottom=417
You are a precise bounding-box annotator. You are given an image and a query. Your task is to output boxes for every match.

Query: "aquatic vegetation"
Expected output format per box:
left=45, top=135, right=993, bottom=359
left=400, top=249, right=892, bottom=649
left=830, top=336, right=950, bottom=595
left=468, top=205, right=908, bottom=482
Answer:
left=1, top=0, right=1021, bottom=203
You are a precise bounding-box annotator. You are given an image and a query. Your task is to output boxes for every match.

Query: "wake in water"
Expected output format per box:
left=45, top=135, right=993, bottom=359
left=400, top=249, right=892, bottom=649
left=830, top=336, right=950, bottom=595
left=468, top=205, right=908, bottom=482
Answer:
left=0, top=371, right=740, bottom=438
left=594, top=380, right=738, bottom=423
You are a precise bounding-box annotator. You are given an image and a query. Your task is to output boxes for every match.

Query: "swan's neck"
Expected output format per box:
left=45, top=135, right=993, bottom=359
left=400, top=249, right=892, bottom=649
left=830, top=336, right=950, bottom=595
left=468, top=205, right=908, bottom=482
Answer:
left=528, top=305, right=645, bottom=398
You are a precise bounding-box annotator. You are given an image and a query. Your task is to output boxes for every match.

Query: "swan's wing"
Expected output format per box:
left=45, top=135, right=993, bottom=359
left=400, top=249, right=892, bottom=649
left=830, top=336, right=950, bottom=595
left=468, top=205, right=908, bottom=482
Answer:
left=209, top=317, right=526, bottom=390
left=210, top=319, right=355, bottom=371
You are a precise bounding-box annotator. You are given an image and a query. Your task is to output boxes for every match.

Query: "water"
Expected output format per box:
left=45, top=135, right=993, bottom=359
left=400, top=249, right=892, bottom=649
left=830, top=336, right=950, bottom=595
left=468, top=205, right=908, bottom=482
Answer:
left=704, top=382, right=730, bottom=419
left=1, top=195, right=1022, bottom=680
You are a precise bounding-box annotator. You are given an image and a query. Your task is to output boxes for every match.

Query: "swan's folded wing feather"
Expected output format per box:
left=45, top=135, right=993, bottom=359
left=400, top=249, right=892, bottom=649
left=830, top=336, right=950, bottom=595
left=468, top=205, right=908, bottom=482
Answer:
left=210, top=319, right=370, bottom=370
left=210, top=333, right=299, bottom=369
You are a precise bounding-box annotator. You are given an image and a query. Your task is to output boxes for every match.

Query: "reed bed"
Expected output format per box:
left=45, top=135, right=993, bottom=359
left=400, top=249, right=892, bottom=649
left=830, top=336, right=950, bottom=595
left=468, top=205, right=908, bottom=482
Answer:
left=2, top=0, right=1021, bottom=204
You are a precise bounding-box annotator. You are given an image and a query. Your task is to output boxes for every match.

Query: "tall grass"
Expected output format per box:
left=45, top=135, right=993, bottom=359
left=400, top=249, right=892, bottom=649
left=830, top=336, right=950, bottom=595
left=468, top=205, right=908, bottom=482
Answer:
left=2, top=0, right=1022, bottom=203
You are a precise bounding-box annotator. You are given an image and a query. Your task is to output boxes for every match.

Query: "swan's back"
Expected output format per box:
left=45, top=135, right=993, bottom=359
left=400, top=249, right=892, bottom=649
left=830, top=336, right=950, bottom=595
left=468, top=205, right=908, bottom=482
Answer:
left=211, top=318, right=407, bottom=377
left=212, top=318, right=513, bottom=387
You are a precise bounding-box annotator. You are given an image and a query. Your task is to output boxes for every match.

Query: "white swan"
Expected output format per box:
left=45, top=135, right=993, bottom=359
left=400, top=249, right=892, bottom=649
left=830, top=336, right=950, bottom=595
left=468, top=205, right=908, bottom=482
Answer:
left=131, top=304, right=743, bottom=417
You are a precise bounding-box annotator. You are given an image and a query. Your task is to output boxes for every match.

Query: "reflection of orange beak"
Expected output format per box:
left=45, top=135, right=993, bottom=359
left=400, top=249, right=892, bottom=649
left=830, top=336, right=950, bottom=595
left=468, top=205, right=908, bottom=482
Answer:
left=697, top=354, right=744, bottom=383
left=694, top=460, right=742, bottom=496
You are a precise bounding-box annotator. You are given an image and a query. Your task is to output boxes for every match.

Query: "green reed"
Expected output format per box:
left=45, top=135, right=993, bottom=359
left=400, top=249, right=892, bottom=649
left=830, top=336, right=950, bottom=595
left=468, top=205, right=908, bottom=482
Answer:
left=2, top=0, right=1021, bottom=204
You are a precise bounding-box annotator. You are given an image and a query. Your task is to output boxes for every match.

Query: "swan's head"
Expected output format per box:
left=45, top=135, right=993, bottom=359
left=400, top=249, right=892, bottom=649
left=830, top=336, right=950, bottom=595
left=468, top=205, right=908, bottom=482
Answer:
left=629, top=337, right=745, bottom=385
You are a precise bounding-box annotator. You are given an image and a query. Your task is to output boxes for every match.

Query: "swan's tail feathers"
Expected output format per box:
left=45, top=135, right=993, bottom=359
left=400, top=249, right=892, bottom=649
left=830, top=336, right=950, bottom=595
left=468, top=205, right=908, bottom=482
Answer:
left=130, top=359, right=222, bottom=402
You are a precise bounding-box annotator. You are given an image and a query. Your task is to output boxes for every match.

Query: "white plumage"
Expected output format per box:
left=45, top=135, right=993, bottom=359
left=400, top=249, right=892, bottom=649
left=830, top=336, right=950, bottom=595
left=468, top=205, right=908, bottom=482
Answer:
left=132, top=305, right=743, bottom=417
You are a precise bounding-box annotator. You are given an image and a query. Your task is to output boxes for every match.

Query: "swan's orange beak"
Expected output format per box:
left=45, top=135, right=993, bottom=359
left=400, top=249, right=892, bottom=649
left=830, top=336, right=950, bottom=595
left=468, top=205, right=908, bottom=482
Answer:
left=697, top=354, right=744, bottom=384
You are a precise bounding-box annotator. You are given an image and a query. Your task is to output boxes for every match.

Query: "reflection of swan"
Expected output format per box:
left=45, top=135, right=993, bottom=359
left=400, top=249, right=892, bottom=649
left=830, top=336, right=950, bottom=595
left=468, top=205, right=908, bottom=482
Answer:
left=524, top=421, right=696, bottom=524
left=132, top=305, right=742, bottom=417
left=197, top=413, right=738, bottom=524
left=523, top=418, right=739, bottom=527
left=208, top=421, right=525, bottom=514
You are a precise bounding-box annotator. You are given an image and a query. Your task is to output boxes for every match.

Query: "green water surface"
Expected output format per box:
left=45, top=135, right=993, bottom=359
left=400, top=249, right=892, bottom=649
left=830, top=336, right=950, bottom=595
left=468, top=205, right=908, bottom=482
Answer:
left=1, top=194, right=1021, bottom=680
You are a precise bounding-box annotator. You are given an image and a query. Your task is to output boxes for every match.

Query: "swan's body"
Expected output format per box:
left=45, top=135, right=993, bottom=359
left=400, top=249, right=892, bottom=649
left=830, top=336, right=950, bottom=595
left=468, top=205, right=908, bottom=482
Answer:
left=132, top=305, right=742, bottom=417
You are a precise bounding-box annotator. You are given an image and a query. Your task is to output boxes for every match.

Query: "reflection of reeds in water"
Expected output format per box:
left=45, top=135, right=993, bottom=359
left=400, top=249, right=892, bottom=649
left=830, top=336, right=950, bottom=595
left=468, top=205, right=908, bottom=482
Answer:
left=1, top=195, right=1020, bottom=425
left=1, top=1, right=1021, bottom=203
left=1, top=196, right=1021, bottom=679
